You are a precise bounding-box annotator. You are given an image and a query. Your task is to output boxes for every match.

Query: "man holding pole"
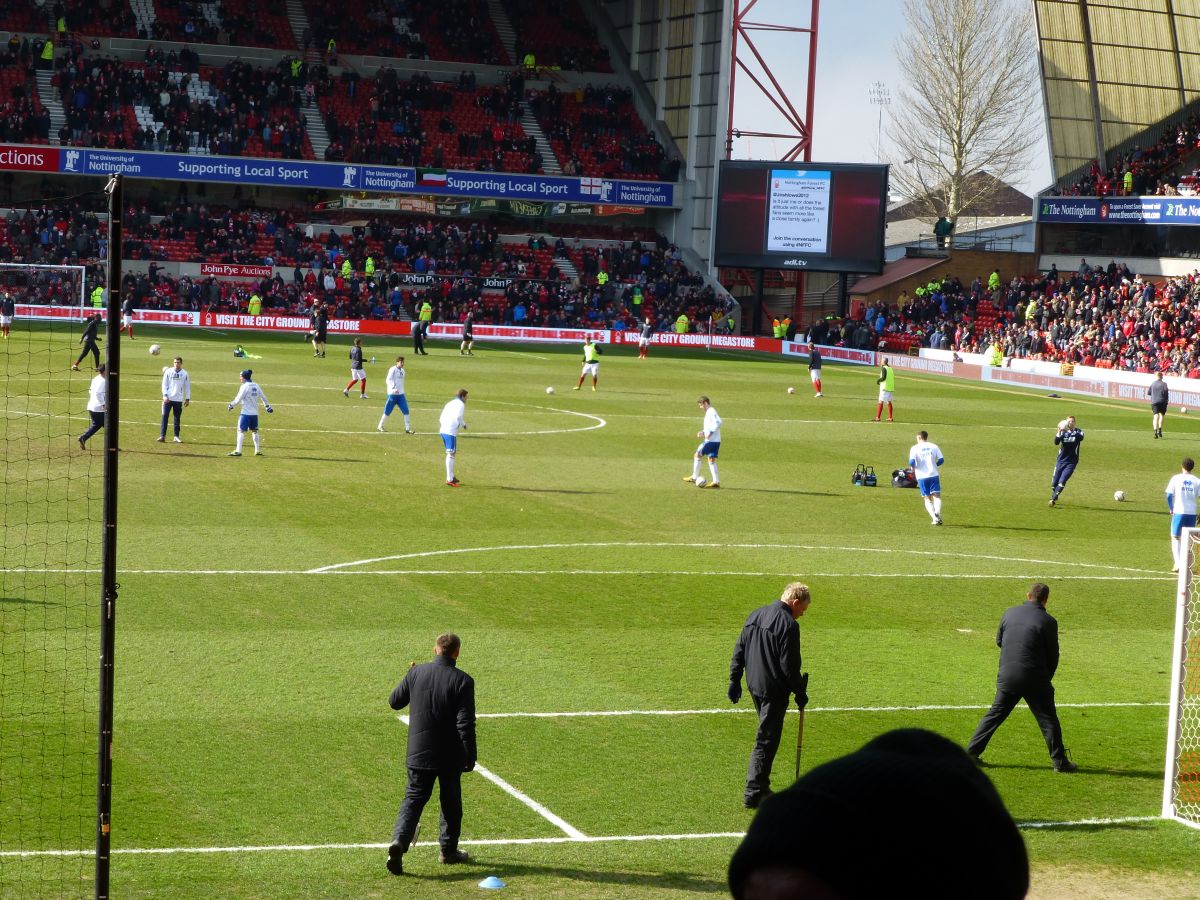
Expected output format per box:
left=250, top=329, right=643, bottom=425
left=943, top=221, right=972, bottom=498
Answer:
left=727, top=582, right=811, bottom=809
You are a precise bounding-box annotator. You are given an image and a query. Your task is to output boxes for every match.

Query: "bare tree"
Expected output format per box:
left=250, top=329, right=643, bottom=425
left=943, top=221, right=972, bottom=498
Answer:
left=888, top=0, right=1038, bottom=231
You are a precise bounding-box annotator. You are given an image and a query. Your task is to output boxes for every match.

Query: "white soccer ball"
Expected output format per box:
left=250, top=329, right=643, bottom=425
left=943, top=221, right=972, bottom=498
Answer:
left=787, top=386, right=796, bottom=395
left=1057, top=419, right=1069, bottom=431
left=545, top=386, right=555, bottom=395
left=694, top=476, right=707, bottom=488
left=149, top=344, right=161, bottom=356
left=1182, top=407, right=1188, bottom=415
left=1114, top=490, right=1126, bottom=502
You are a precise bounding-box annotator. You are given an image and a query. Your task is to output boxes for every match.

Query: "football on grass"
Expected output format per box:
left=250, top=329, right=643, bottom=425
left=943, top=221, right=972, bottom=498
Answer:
left=1183, top=407, right=1189, bottom=415
left=694, top=476, right=707, bottom=488
left=1114, top=490, right=1126, bottom=502
left=545, top=386, right=555, bottom=395
left=787, top=387, right=795, bottom=394
left=149, top=344, right=161, bottom=356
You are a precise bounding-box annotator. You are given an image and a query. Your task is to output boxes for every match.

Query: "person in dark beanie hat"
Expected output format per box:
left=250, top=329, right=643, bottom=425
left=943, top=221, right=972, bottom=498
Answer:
left=728, top=728, right=1029, bottom=900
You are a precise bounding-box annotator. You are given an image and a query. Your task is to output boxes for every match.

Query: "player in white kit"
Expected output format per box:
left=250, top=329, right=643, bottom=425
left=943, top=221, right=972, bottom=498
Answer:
left=227, top=369, right=273, bottom=457
left=908, top=430, right=945, bottom=525
left=1166, top=457, right=1200, bottom=571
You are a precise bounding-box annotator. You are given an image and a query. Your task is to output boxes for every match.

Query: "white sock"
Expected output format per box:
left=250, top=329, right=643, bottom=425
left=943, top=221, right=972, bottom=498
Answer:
left=708, top=460, right=719, bottom=483
left=403, top=414, right=411, bottom=429
left=378, top=415, right=388, bottom=430
left=235, top=431, right=245, bottom=453
left=1172, top=537, right=1180, bottom=568
left=692, top=458, right=701, bottom=479
left=924, top=497, right=936, bottom=520
left=932, top=496, right=942, bottom=516
left=252, top=432, right=261, bottom=452
left=446, top=454, right=455, bottom=481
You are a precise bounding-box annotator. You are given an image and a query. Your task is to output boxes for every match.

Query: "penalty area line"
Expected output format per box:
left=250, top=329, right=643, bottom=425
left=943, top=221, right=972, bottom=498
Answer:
left=0, top=817, right=1164, bottom=858
left=472, top=701, right=1167, bottom=719
left=397, top=715, right=585, bottom=839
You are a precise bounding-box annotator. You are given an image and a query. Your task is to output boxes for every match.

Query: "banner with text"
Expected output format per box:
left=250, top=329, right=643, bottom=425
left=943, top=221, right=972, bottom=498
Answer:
left=0, top=144, right=677, bottom=208
left=1036, top=195, right=1200, bottom=226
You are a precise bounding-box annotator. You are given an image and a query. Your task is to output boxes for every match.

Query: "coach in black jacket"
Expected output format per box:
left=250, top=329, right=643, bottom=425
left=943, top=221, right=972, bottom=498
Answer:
left=967, top=582, right=1077, bottom=772
left=728, top=582, right=811, bottom=809
left=386, top=633, right=477, bottom=875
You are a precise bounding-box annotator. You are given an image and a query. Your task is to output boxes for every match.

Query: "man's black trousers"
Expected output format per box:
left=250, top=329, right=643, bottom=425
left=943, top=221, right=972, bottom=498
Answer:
left=391, top=767, right=463, bottom=852
left=746, top=691, right=789, bottom=801
left=967, top=680, right=1067, bottom=763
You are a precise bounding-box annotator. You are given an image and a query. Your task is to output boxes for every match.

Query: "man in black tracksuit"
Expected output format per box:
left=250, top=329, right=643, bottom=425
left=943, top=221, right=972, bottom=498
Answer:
left=728, top=583, right=811, bottom=808
left=386, top=633, right=477, bottom=875
left=72, top=313, right=102, bottom=370
left=967, top=582, right=1077, bottom=772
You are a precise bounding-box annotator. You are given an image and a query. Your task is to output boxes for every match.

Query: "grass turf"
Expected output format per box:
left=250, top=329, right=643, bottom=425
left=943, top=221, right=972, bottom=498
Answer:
left=2, top=323, right=1199, bottom=897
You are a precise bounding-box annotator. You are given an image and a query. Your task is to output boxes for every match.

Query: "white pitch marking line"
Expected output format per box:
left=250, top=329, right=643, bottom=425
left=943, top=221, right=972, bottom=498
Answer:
left=470, top=701, right=1167, bottom=719
left=2, top=406, right=606, bottom=438
left=306, top=541, right=1164, bottom=575
left=0, top=568, right=1169, bottom=582
left=0, top=817, right=1165, bottom=858
left=397, top=715, right=585, bottom=840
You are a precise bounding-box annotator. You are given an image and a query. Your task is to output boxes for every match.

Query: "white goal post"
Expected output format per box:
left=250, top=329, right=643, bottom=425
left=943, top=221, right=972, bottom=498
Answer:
left=0, top=261, right=88, bottom=311
left=1164, top=527, right=1200, bottom=829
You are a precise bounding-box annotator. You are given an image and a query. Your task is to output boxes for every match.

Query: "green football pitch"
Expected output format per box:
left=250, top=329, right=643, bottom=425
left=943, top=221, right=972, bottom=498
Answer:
left=3, top=324, right=1199, bottom=898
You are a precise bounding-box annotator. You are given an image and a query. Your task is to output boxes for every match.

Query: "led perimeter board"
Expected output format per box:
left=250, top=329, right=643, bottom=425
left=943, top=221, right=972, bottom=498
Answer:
left=713, top=161, right=888, bottom=274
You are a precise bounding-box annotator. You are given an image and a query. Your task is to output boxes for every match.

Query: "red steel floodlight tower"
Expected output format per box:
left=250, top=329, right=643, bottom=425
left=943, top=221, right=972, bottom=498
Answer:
left=724, top=0, right=819, bottom=163
left=722, top=0, right=820, bottom=330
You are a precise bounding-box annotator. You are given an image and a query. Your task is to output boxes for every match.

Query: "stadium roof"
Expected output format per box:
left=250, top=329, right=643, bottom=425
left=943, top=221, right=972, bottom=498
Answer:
left=1035, top=0, right=1200, bottom=183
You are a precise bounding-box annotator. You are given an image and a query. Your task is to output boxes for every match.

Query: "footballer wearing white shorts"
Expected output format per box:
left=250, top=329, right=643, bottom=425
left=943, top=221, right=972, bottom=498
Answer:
left=908, top=430, right=944, bottom=525
left=686, top=396, right=722, bottom=488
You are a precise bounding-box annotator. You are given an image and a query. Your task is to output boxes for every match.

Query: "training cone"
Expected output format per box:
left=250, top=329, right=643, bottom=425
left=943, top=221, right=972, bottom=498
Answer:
left=478, top=875, right=507, bottom=889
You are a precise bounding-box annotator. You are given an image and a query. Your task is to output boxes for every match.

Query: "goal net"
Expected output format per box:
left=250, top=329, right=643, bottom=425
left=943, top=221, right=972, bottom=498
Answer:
left=0, top=261, right=105, bottom=891
left=1165, top=528, right=1200, bottom=829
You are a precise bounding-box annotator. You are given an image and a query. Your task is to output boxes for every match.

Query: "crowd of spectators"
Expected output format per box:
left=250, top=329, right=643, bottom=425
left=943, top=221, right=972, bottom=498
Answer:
left=304, top=0, right=505, bottom=65
left=828, top=259, right=1200, bottom=377
left=54, top=46, right=315, bottom=158
left=0, top=46, right=50, bottom=143
left=1050, top=111, right=1200, bottom=197
left=506, top=0, right=610, bottom=73
left=0, top=194, right=728, bottom=334
left=529, top=83, right=676, bottom=180
left=322, top=69, right=539, bottom=173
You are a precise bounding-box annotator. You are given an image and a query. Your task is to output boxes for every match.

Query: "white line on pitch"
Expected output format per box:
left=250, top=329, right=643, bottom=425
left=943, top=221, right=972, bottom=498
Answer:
left=307, top=541, right=1162, bottom=575
left=471, top=701, right=1167, bottom=719
left=0, top=817, right=1165, bottom=859
left=0, top=568, right=1169, bottom=581
left=397, top=715, right=585, bottom=839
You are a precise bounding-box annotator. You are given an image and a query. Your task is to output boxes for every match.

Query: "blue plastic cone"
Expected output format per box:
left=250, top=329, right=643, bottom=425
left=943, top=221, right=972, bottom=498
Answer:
left=478, top=875, right=507, bottom=889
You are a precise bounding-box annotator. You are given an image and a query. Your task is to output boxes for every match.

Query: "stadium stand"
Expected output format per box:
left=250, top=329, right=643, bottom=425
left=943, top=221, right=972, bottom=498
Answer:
left=527, top=83, right=676, bottom=180
left=840, top=260, right=1200, bottom=378
left=1049, top=110, right=1200, bottom=197
left=302, top=0, right=506, bottom=65
left=54, top=49, right=315, bottom=158
left=505, top=0, right=611, bottom=73
left=319, top=69, right=540, bottom=172
left=0, top=62, right=50, bottom=144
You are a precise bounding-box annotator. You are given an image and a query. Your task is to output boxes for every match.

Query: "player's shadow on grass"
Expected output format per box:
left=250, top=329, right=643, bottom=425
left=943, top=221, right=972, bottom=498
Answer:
left=729, top=488, right=838, bottom=497
left=0, top=596, right=59, bottom=606
left=983, top=762, right=1161, bottom=780
left=944, top=524, right=1061, bottom=533
left=499, top=486, right=604, bottom=495
left=411, top=859, right=726, bottom=893
left=1072, top=506, right=1161, bottom=517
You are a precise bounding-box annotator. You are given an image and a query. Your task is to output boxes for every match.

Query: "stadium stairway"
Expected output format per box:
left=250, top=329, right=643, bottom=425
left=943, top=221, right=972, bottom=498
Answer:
left=34, top=71, right=66, bottom=144
left=486, top=0, right=518, bottom=65
left=285, top=0, right=322, bottom=65
left=554, top=253, right=580, bottom=283
left=520, top=106, right=562, bottom=175
left=304, top=106, right=332, bottom=160
left=199, top=1, right=222, bottom=34
left=129, top=0, right=157, bottom=39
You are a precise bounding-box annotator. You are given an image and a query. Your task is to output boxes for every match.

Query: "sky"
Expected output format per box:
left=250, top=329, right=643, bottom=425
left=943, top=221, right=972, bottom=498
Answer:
left=728, top=0, right=1054, bottom=197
